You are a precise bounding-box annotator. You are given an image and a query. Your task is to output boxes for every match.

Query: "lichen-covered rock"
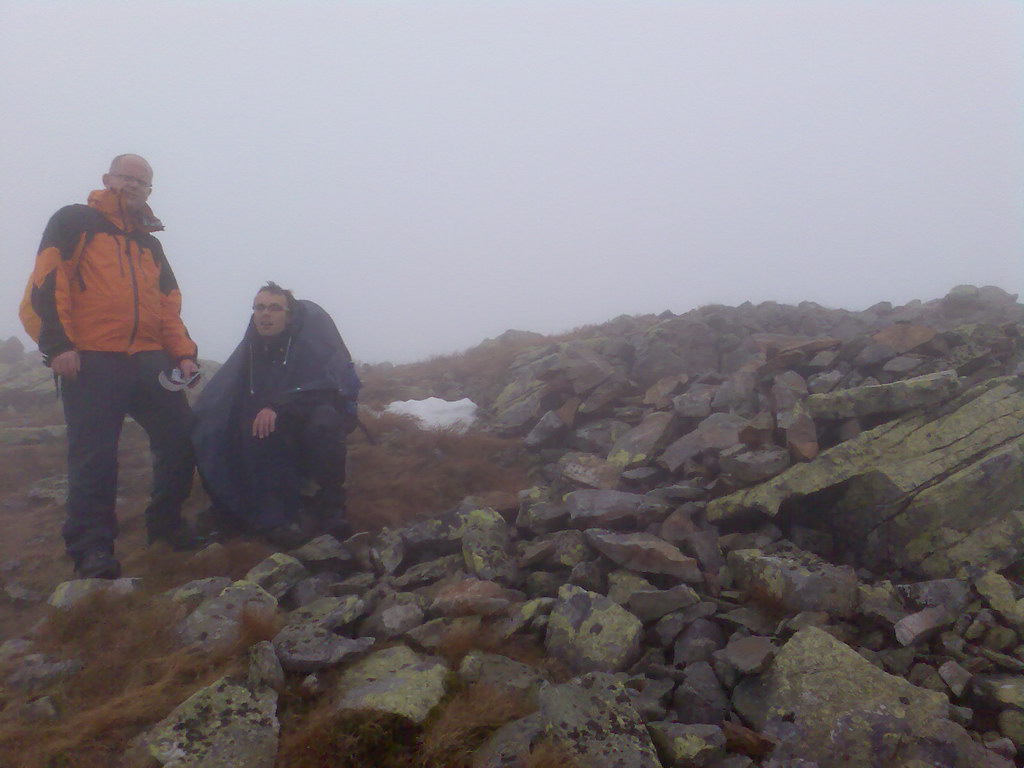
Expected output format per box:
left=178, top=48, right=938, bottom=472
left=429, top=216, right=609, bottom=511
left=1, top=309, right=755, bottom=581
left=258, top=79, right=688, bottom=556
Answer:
left=558, top=451, right=623, bottom=490
left=648, top=722, right=726, bottom=767
left=391, top=554, right=464, bottom=589
left=247, top=641, right=285, bottom=692
left=586, top=530, right=702, bottom=583
left=405, top=616, right=482, bottom=650
left=177, top=581, right=278, bottom=651
left=462, top=506, right=518, bottom=584
left=47, top=577, right=139, bottom=609
left=733, top=627, right=1009, bottom=767
left=728, top=549, right=859, bottom=617
left=283, top=595, right=365, bottom=631
left=805, top=370, right=960, bottom=420
left=709, top=378, right=1024, bottom=579
left=458, top=651, right=546, bottom=703
left=165, top=577, right=233, bottom=609
left=539, top=671, right=662, bottom=768
left=545, top=585, right=643, bottom=673
left=719, top=445, right=791, bottom=485
left=659, top=413, right=748, bottom=474
left=975, top=571, right=1024, bottom=626
left=472, top=713, right=543, bottom=768
left=608, top=411, right=676, bottom=469
left=564, top=489, right=646, bottom=528
left=244, top=553, right=309, bottom=599
left=135, top=676, right=278, bottom=768
left=358, top=591, right=428, bottom=640
left=431, top=577, right=524, bottom=617
left=273, top=622, right=373, bottom=672
left=332, top=645, right=448, bottom=724
left=290, top=534, right=354, bottom=573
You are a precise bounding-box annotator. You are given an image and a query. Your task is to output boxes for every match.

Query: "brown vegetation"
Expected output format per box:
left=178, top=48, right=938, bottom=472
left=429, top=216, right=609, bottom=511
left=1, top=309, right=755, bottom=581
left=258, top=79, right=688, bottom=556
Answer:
left=0, top=382, right=533, bottom=768
left=345, top=411, right=528, bottom=532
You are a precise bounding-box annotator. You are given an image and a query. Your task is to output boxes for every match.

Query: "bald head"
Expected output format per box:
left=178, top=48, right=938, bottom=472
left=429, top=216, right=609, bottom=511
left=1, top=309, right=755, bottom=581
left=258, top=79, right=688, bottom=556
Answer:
left=103, top=154, right=154, bottom=213
left=109, top=154, right=152, bottom=176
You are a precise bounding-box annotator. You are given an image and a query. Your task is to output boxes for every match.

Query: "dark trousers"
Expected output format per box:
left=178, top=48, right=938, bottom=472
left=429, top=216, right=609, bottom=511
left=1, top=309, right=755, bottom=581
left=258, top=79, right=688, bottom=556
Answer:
left=61, top=351, right=194, bottom=563
left=238, top=403, right=347, bottom=531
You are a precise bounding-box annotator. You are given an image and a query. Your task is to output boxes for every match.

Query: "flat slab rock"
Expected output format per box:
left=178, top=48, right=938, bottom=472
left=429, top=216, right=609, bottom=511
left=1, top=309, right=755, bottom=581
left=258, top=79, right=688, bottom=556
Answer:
left=539, top=671, right=662, bottom=768
left=272, top=623, right=373, bottom=673
left=584, top=529, right=702, bottom=583
left=708, top=378, right=1024, bottom=580
left=135, top=676, right=278, bottom=768
left=332, top=645, right=448, bottom=724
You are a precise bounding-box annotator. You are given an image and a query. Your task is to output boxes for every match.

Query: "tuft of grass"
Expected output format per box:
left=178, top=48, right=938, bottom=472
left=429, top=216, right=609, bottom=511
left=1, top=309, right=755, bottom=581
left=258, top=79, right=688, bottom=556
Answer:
left=0, top=592, right=244, bottom=768
left=276, top=703, right=419, bottom=768
left=418, top=683, right=533, bottom=767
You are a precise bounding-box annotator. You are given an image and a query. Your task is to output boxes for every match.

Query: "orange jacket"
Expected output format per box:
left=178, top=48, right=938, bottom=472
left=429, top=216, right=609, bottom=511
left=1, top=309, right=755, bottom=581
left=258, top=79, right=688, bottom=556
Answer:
left=20, top=189, right=197, bottom=363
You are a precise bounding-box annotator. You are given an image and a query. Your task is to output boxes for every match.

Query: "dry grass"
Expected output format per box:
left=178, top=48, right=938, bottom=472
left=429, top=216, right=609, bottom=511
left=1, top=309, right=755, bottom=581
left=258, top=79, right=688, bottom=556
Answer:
left=346, top=411, right=528, bottom=532
left=0, top=591, right=249, bottom=768
left=0, top=369, right=540, bottom=768
left=277, top=701, right=419, bottom=768
left=418, top=683, right=533, bottom=767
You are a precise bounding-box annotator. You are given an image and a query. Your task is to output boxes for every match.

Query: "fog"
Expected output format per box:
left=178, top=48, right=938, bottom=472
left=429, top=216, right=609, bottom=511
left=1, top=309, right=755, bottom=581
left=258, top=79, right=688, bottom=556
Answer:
left=2, top=1, right=1021, bottom=364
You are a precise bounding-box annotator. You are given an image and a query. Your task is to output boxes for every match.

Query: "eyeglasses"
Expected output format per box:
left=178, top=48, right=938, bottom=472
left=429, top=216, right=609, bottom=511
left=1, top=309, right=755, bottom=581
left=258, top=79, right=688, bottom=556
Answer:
left=252, top=303, right=288, bottom=313
left=111, top=173, right=152, bottom=189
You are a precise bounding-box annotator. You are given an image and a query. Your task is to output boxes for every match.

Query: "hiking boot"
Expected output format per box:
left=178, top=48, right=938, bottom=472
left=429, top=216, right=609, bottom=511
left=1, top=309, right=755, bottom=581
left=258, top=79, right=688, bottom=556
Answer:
left=75, top=550, right=122, bottom=580
left=148, top=523, right=202, bottom=552
left=264, top=523, right=308, bottom=551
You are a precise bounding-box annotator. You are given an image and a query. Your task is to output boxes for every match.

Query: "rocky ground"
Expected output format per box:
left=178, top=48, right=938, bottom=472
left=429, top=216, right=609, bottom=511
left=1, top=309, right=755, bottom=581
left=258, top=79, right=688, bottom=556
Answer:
left=2, top=284, right=1024, bottom=767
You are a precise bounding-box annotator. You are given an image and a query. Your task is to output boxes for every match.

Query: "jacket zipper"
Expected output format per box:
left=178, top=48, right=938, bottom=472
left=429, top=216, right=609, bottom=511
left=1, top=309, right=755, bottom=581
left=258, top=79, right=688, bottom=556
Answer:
left=126, top=236, right=140, bottom=347
left=118, top=197, right=141, bottom=348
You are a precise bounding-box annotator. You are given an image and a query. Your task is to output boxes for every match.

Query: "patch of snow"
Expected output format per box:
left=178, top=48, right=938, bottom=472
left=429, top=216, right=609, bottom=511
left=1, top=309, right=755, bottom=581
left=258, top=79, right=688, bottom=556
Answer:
left=385, top=397, right=479, bottom=431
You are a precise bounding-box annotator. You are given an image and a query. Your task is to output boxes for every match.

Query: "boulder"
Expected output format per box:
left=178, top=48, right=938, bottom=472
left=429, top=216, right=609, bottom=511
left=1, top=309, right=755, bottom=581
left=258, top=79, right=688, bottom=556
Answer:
left=332, top=645, right=448, bottom=724
left=565, top=489, right=646, bottom=528
left=539, top=671, right=663, bottom=768
left=135, top=677, right=278, bottom=768
left=47, top=577, right=139, bottom=609
left=244, top=553, right=309, bottom=600
left=733, top=627, right=1009, bottom=767
left=709, top=378, right=1024, bottom=579
left=659, top=413, right=749, bottom=474
left=805, top=370, right=960, bottom=420
left=272, top=623, right=373, bottom=672
left=648, top=722, right=726, bottom=767
left=462, top=507, right=518, bottom=584
left=608, top=411, right=676, bottom=469
left=728, top=549, right=859, bottom=617
left=545, top=585, right=643, bottom=673
left=177, top=581, right=278, bottom=651
left=585, top=530, right=703, bottom=583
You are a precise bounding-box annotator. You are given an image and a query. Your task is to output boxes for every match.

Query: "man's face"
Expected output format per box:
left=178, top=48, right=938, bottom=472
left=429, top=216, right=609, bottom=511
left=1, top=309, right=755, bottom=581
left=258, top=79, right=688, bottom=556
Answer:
left=252, top=291, right=291, bottom=338
left=102, top=156, right=153, bottom=212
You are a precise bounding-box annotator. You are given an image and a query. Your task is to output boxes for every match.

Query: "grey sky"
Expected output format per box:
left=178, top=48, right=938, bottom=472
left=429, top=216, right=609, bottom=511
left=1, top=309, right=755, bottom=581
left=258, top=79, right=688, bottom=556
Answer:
left=2, top=1, right=1021, bottom=364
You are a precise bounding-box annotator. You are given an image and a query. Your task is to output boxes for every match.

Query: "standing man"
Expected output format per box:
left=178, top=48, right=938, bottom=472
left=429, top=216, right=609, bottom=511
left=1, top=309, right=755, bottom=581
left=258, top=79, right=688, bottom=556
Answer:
left=20, top=154, right=199, bottom=579
left=193, top=282, right=359, bottom=548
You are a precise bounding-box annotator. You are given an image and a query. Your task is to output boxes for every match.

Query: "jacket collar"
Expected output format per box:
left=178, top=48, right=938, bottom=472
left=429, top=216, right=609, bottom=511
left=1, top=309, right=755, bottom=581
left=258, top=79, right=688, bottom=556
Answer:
left=87, top=188, right=165, bottom=233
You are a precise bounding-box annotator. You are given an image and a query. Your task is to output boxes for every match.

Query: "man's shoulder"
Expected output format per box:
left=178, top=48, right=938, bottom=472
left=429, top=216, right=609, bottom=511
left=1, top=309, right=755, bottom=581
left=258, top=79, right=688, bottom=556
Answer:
left=47, top=203, right=109, bottom=231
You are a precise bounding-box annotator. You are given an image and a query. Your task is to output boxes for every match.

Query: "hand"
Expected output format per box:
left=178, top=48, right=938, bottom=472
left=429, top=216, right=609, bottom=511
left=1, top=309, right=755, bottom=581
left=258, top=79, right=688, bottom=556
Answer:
left=252, top=408, right=277, bottom=439
left=51, top=350, right=81, bottom=380
left=180, top=358, right=200, bottom=387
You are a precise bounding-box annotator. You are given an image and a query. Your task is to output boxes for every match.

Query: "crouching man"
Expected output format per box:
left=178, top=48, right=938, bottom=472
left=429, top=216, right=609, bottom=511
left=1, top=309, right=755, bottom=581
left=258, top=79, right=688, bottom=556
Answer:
left=192, top=282, right=359, bottom=548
